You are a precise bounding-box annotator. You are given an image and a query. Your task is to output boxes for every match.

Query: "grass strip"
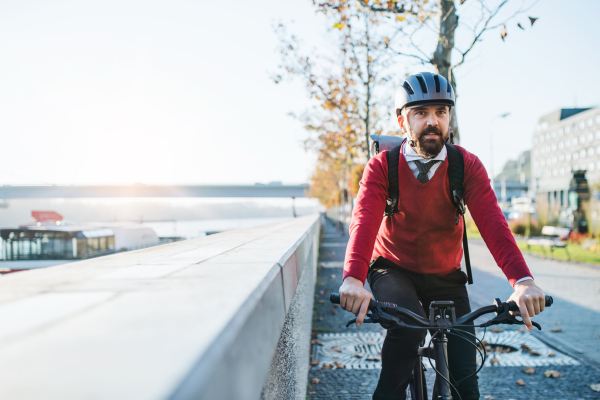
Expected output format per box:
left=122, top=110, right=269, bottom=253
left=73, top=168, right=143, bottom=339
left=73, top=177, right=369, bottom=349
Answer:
left=516, top=241, right=600, bottom=266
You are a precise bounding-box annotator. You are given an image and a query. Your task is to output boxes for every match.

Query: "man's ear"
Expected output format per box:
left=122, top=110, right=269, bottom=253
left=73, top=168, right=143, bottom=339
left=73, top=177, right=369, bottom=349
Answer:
left=397, top=114, right=408, bottom=134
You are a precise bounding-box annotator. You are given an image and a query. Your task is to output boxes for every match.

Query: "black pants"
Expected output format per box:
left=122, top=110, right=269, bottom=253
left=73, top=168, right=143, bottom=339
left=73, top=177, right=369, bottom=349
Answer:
left=367, top=257, right=480, bottom=400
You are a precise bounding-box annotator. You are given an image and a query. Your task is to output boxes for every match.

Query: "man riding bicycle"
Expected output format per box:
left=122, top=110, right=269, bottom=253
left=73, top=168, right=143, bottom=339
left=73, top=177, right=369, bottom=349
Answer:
left=338, top=72, right=547, bottom=400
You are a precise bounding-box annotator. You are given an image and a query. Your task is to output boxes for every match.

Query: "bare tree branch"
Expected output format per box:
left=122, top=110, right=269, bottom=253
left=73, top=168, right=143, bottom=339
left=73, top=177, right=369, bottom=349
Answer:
left=356, top=0, right=438, bottom=18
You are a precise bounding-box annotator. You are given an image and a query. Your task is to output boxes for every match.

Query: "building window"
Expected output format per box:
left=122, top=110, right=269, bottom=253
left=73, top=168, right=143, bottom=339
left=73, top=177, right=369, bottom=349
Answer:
left=559, top=128, right=564, bottom=137
left=580, top=149, right=587, bottom=158
left=566, top=153, right=571, bottom=161
left=590, top=162, right=596, bottom=171
left=596, top=144, right=600, bottom=154
left=560, top=168, right=565, bottom=176
left=559, top=153, right=565, bottom=161
left=579, top=120, right=586, bottom=130
left=565, top=125, right=571, bottom=134
left=551, top=143, right=557, bottom=151
left=552, top=156, right=557, bottom=164
left=573, top=152, right=579, bottom=160
left=588, top=132, right=594, bottom=142
left=588, top=117, right=594, bottom=127
left=545, top=132, right=550, bottom=140
left=580, top=135, right=586, bottom=144
left=573, top=123, right=578, bottom=133
left=551, top=130, right=557, bottom=138
left=558, top=141, right=564, bottom=150
left=565, top=139, right=571, bottom=148
left=596, top=114, right=600, bottom=125
left=589, top=147, right=595, bottom=157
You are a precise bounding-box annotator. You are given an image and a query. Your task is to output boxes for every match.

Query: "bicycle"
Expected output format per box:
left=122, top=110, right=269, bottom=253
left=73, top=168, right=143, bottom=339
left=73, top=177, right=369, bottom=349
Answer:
left=330, top=293, right=553, bottom=400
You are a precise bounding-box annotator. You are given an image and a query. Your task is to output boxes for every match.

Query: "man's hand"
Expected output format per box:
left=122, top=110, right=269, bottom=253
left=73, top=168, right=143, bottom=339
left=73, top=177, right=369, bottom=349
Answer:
left=339, top=276, right=373, bottom=327
left=507, top=280, right=545, bottom=330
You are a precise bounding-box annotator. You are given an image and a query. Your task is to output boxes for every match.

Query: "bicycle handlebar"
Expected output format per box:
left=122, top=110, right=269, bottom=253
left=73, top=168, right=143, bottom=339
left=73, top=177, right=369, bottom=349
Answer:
left=329, top=293, right=553, bottom=328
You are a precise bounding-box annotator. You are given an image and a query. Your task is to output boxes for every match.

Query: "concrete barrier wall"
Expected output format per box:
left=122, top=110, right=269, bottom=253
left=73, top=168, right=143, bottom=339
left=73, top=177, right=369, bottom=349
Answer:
left=0, top=214, right=321, bottom=400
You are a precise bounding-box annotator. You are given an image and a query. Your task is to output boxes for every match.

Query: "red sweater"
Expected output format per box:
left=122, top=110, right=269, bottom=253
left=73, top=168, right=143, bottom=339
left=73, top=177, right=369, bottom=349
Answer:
left=343, top=144, right=532, bottom=287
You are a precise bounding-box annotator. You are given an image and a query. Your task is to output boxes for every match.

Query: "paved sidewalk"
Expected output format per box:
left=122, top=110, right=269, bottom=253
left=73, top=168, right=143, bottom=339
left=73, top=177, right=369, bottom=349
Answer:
left=308, top=219, right=600, bottom=400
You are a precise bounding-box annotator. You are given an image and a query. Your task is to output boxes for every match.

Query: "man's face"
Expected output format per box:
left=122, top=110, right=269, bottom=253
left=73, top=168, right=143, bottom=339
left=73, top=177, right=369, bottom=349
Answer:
left=398, top=105, right=451, bottom=157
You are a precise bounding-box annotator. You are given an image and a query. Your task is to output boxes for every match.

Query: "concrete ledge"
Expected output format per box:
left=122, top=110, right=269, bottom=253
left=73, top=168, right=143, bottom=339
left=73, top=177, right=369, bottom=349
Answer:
left=0, top=214, right=321, bottom=400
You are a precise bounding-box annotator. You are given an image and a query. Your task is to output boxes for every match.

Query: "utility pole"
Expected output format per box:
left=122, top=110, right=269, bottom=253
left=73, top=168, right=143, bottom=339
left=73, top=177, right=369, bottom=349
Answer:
left=490, top=112, right=511, bottom=199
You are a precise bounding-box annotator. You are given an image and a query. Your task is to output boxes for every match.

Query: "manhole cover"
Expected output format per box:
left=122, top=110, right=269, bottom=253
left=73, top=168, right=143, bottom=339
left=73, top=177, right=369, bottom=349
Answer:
left=312, top=330, right=580, bottom=370
left=475, top=330, right=580, bottom=367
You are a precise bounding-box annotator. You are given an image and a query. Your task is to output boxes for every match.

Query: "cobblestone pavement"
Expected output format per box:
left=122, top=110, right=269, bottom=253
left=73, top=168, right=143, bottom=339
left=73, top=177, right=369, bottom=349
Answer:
left=308, top=219, right=600, bottom=400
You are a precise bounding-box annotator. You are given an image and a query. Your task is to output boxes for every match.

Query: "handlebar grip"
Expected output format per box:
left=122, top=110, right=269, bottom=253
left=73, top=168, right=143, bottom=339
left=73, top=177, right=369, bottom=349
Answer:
left=507, top=295, right=553, bottom=312
left=329, top=293, right=377, bottom=310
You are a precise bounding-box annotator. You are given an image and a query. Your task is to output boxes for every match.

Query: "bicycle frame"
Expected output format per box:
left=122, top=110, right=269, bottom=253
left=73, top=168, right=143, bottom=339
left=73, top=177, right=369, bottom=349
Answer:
left=329, top=293, right=553, bottom=400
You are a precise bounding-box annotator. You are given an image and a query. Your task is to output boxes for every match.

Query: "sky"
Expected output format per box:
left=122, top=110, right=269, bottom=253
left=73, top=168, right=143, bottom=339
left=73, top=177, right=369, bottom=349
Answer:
left=0, top=0, right=599, bottom=185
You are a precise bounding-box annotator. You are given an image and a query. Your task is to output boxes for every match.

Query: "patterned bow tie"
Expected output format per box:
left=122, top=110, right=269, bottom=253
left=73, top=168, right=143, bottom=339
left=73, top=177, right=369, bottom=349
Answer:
left=415, top=160, right=441, bottom=183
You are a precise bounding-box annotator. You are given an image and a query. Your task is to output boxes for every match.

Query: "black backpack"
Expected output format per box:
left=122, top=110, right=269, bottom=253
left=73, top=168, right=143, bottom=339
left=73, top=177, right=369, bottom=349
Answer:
left=372, top=136, right=473, bottom=284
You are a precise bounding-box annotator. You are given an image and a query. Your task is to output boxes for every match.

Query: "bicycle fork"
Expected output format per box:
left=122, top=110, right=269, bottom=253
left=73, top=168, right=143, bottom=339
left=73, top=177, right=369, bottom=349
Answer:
left=433, top=333, right=452, bottom=400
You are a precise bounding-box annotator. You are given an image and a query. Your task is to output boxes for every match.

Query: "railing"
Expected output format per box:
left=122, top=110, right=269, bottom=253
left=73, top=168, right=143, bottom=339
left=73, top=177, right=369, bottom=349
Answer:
left=0, top=214, right=321, bottom=400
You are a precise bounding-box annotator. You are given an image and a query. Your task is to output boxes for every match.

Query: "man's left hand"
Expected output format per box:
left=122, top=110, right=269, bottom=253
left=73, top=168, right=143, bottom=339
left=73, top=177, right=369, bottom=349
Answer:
left=507, top=280, right=545, bottom=330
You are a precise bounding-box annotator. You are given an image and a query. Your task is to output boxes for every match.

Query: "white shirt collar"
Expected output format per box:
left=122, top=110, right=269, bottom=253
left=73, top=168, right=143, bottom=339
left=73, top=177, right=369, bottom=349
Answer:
left=403, top=140, right=447, bottom=163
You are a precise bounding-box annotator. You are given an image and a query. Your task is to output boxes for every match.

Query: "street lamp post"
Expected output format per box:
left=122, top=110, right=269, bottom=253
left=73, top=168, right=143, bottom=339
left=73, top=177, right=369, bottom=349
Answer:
left=490, top=112, right=511, bottom=200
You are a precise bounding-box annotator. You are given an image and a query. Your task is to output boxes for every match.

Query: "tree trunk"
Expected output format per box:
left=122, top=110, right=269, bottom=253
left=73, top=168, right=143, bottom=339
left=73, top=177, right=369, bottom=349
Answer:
left=431, top=0, right=460, bottom=143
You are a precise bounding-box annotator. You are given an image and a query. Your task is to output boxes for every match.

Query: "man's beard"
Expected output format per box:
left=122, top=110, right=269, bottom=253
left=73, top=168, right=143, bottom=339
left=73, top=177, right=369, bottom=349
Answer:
left=410, top=125, right=446, bottom=157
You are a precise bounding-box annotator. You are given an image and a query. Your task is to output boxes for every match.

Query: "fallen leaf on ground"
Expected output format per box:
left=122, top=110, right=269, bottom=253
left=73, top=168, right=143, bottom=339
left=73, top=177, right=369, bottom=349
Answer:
left=320, top=290, right=329, bottom=295
left=332, top=355, right=340, bottom=359
left=490, top=357, right=500, bottom=366
left=317, top=317, right=323, bottom=321
left=353, top=353, right=364, bottom=358
left=521, top=366, right=535, bottom=375
left=517, top=327, right=526, bottom=333
left=318, top=300, right=325, bottom=304
left=333, top=361, right=345, bottom=369
left=548, top=352, right=556, bottom=357
left=311, top=339, right=323, bottom=345
left=330, top=345, right=343, bottom=353
left=321, top=363, right=332, bottom=370
left=516, top=379, right=525, bottom=386
left=529, top=350, right=541, bottom=356
left=311, top=378, right=320, bottom=384
left=551, top=328, right=562, bottom=333
left=492, top=327, right=503, bottom=333
left=331, top=310, right=337, bottom=315
left=543, top=370, right=563, bottom=378
left=590, top=383, right=600, bottom=392
left=367, top=339, right=375, bottom=345
left=333, top=304, right=339, bottom=308
left=308, top=392, right=316, bottom=395
left=484, top=396, right=494, bottom=400
left=331, top=274, right=336, bottom=278
left=311, top=358, right=320, bottom=365
left=366, top=356, right=381, bottom=361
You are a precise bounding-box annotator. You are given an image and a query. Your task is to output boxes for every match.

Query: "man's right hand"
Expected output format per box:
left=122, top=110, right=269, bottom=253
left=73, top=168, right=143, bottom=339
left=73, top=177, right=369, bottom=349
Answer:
left=339, top=276, right=373, bottom=327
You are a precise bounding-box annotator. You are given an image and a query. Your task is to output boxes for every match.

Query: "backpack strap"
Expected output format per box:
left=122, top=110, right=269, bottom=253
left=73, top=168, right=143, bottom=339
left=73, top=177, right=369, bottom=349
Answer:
left=445, top=143, right=473, bottom=285
left=384, top=139, right=405, bottom=217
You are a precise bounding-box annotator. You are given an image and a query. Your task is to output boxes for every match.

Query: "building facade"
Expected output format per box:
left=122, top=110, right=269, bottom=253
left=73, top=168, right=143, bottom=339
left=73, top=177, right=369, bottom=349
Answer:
left=531, top=107, right=600, bottom=227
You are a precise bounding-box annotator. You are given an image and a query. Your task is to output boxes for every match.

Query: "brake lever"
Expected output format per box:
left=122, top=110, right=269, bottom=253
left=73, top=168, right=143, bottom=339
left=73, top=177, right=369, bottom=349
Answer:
left=345, top=304, right=399, bottom=328
left=480, top=302, right=542, bottom=330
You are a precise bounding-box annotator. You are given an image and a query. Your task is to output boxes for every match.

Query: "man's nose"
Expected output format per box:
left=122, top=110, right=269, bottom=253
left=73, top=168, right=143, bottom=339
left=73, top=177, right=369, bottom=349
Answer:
left=426, top=113, right=438, bottom=126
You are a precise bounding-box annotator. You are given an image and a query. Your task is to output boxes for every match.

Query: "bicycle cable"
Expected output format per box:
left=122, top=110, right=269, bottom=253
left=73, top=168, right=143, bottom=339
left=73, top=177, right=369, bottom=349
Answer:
left=445, top=328, right=487, bottom=383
